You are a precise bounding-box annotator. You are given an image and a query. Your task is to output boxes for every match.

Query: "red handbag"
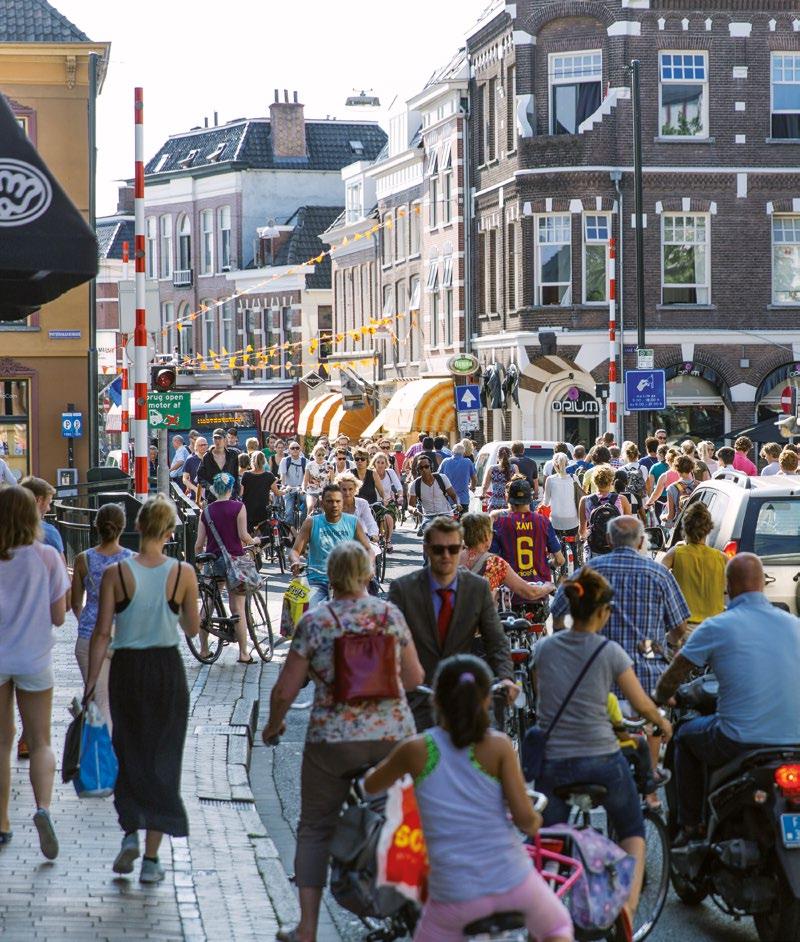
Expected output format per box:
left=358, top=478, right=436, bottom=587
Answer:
left=328, top=604, right=401, bottom=704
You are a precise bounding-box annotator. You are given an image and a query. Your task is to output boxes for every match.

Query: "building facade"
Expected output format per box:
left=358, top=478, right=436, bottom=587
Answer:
left=468, top=0, right=800, bottom=446
left=0, top=2, right=109, bottom=481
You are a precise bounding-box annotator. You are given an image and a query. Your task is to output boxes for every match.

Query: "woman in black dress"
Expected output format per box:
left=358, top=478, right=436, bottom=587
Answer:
left=241, top=451, right=280, bottom=530
left=352, top=447, right=378, bottom=504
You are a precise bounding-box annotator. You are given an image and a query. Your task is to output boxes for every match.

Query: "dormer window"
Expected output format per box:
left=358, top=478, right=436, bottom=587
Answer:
left=349, top=140, right=364, bottom=155
left=178, top=149, right=199, bottom=168
left=206, top=143, right=226, bottom=162
left=153, top=153, right=170, bottom=172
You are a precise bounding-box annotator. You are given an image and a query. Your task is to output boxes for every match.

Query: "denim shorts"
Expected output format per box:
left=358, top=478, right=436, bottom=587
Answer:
left=538, top=749, right=645, bottom=841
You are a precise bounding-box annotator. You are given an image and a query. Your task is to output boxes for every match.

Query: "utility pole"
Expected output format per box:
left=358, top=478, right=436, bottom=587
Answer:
left=87, top=53, right=99, bottom=469
left=630, top=59, right=648, bottom=447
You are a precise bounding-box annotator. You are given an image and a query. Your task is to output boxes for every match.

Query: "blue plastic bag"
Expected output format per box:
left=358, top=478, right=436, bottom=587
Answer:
left=74, top=702, right=118, bottom=798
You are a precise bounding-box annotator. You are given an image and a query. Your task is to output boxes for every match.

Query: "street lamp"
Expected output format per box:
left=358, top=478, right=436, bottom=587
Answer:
left=628, top=59, right=648, bottom=447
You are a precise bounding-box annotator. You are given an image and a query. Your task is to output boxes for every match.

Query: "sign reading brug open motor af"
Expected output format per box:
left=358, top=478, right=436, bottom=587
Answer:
left=625, top=370, right=667, bottom=412
left=147, top=391, right=191, bottom=429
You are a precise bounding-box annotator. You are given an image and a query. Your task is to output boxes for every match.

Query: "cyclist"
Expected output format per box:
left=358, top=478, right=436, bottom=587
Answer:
left=278, top=441, right=308, bottom=531
left=542, top=453, right=582, bottom=570
left=365, top=654, right=573, bottom=942
left=579, top=465, right=630, bottom=559
left=335, top=472, right=379, bottom=547
left=302, top=444, right=331, bottom=516
left=408, top=458, right=458, bottom=521
left=439, top=443, right=477, bottom=515
left=533, top=566, right=672, bottom=930
left=662, top=455, right=697, bottom=528
left=492, top=480, right=563, bottom=597
left=369, top=452, right=402, bottom=551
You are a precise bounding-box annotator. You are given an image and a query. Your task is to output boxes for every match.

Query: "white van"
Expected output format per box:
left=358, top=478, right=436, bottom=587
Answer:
left=472, top=440, right=575, bottom=508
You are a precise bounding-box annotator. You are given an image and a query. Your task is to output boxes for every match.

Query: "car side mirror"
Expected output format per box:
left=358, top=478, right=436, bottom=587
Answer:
left=645, top=526, right=665, bottom=551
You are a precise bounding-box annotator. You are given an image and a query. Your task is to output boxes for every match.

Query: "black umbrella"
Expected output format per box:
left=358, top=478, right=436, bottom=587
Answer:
left=0, top=92, right=97, bottom=321
left=717, top=414, right=792, bottom=446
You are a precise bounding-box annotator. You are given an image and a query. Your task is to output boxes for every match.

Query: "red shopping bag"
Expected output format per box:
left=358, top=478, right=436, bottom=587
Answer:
left=376, top=775, right=429, bottom=903
left=537, top=504, right=552, bottom=518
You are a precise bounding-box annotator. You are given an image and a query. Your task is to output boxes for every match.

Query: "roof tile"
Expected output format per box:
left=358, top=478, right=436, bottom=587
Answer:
left=0, top=0, right=91, bottom=43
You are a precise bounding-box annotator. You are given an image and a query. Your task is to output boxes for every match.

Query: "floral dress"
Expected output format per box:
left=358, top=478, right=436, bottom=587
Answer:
left=487, top=465, right=510, bottom=509
left=290, top=595, right=416, bottom=743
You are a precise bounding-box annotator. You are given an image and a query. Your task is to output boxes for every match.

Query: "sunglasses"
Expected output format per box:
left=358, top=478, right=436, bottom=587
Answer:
left=290, top=446, right=300, bottom=450
left=428, top=544, right=462, bottom=557
left=356, top=456, right=367, bottom=461
left=418, top=463, right=431, bottom=470
left=213, top=435, right=223, bottom=440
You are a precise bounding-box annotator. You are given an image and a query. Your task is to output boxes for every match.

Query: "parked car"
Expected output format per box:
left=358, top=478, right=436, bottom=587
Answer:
left=471, top=440, right=575, bottom=510
left=652, top=470, right=800, bottom=613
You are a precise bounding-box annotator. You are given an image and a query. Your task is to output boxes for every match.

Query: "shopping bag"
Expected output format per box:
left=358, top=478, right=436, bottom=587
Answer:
left=61, top=706, right=83, bottom=784
left=74, top=702, right=118, bottom=798
left=375, top=775, right=428, bottom=903
left=280, top=578, right=310, bottom=638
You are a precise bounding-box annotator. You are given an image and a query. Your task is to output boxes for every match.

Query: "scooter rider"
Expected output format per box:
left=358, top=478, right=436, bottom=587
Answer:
left=656, top=553, right=800, bottom=846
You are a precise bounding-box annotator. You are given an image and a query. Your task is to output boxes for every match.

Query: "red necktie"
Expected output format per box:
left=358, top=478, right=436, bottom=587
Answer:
left=437, top=588, right=454, bottom=647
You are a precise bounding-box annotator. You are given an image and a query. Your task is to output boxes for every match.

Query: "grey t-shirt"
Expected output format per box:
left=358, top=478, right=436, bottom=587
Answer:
left=532, top=630, right=632, bottom=760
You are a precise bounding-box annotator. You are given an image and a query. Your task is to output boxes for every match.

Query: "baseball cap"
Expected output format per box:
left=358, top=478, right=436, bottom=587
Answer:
left=508, top=479, right=532, bottom=503
left=212, top=428, right=225, bottom=438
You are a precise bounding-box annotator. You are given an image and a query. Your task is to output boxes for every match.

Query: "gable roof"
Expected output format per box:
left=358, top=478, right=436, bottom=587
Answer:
left=273, top=206, right=344, bottom=290
left=145, top=119, right=387, bottom=177
left=0, top=0, right=91, bottom=42
left=96, top=216, right=134, bottom=260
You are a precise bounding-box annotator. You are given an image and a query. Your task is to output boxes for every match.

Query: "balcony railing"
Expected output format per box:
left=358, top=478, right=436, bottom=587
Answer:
left=173, top=269, right=193, bottom=288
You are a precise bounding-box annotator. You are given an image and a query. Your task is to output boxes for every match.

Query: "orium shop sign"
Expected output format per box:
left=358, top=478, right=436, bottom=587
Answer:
left=552, top=387, right=600, bottom=416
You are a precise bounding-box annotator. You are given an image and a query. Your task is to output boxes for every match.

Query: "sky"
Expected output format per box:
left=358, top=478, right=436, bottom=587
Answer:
left=52, top=0, right=493, bottom=216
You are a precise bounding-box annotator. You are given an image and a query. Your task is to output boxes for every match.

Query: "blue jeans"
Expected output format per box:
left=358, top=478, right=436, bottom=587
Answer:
left=674, top=715, right=756, bottom=828
left=308, top=582, right=329, bottom=608
left=283, top=489, right=307, bottom=527
left=537, top=750, right=645, bottom=840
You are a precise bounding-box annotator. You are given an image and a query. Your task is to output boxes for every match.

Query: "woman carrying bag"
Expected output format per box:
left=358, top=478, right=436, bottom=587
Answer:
left=86, top=495, right=199, bottom=883
left=262, top=541, right=424, bottom=942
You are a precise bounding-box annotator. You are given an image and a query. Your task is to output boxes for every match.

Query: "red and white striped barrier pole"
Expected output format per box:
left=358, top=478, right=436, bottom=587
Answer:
left=120, top=333, right=129, bottom=473
left=133, top=87, right=148, bottom=500
left=608, top=237, right=618, bottom=438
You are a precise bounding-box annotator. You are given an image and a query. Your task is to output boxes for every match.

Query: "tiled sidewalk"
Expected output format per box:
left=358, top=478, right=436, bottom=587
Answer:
left=0, top=615, right=280, bottom=941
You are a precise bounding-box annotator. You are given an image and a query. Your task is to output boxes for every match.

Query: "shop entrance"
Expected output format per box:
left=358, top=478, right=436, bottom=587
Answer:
left=563, top=416, right=599, bottom=446
left=552, top=387, right=600, bottom=445
left=647, top=374, right=725, bottom=442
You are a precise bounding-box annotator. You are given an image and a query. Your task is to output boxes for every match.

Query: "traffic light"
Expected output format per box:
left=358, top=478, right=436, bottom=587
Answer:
left=151, top=364, right=176, bottom=391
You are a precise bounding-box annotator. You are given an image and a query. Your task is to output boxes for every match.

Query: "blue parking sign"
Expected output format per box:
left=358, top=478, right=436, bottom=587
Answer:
left=624, top=370, right=666, bottom=411
left=61, top=412, right=83, bottom=438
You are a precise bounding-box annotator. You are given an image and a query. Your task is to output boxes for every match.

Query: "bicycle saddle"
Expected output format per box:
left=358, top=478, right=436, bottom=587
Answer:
left=195, top=553, right=216, bottom=564
left=464, top=911, right=526, bottom=936
left=553, top=782, right=608, bottom=807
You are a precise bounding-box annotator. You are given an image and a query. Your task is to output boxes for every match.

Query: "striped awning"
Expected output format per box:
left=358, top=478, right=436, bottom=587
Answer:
left=362, top=378, right=455, bottom=438
left=262, top=387, right=297, bottom=436
left=197, top=387, right=297, bottom=436
left=297, top=392, right=340, bottom=437
left=328, top=400, right=375, bottom=440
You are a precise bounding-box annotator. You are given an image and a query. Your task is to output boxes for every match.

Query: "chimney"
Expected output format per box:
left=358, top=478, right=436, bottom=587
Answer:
left=213, top=111, right=219, bottom=126
left=269, top=88, right=306, bottom=158
left=116, top=185, right=134, bottom=215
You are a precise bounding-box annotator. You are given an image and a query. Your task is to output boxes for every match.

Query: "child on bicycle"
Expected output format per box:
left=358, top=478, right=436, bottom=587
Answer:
left=365, top=654, right=573, bottom=942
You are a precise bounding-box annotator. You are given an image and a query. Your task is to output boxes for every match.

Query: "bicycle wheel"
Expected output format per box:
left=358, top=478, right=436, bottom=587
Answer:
left=377, top=542, right=387, bottom=582
left=186, top=582, right=224, bottom=664
left=246, top=588, right=274, bottom=662
left=275, top=536, right=287, bottom=575
left=631, top=810, right=670, bottom=941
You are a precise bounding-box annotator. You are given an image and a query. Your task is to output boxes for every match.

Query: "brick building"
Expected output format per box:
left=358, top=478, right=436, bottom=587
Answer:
left=467, top=0, right=800, bottom=446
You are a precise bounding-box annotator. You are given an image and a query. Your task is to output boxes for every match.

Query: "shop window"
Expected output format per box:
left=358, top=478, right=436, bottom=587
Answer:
left=583, top=213, right=610, bottom=303
left=772, top=53, right=800, bottom=139
left=659, top=52, right=708, bottom=138
left=536, top=214, right=572, bottom=305
left=0, top=379, right=30, bottom=481
left=549, top=51, right=602, bottom=135
left=662, top=214, right=709, bottom=304
left=772, top=215, right=800, bottom=304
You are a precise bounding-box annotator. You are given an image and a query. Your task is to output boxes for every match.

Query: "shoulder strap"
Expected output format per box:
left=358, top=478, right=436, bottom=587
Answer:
left=468, top=551, right=491, bottom=574
left=117, top=560, right=130, bottom=603
left=434, top=473, right=448, bottom=496
left=414, top=477, right=422, bottom=500
left=169, top=561, right=182, bottom=603
left=203, top=505, right=232, bottom=561
left=544, top=639, right=610, bottom=741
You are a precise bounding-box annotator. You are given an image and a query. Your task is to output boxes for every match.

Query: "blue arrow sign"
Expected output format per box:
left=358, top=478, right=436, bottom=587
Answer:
left=624, top=370, right=666, bottom=412
left=455, top=384, right=480, bottom=412
left=61, top=411, right=83, bottom=438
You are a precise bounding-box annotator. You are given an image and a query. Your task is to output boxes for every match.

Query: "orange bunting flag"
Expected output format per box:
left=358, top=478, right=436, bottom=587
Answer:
left=315, top=253, right=325, bottom=264
left=177, top=322, right=184, bottom=331
left=228, top=357, right=236, bottom=369
left=246, top=344, right=254, bottom=353
left=221, top=347, right=229, bottom=357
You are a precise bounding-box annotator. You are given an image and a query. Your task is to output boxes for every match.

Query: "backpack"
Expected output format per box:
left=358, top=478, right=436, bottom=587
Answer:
left=587, top=494, right=621, bottom=554
left=414, top=473, right=448, bottom=502
left=673, top=478, right=697, bottom=512
left=623, top=462, right=645, bottom=501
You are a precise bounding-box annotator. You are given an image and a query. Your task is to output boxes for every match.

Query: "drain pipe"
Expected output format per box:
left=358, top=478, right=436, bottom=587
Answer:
left=611, top=170, right=624, bottom=444
left=462, top=70, right=473, bottom=355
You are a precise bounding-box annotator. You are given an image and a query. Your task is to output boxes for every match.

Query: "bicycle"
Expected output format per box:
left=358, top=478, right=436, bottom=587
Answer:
left=256, top=503, right=291, bottom=575
left=187, top=547, right=274, bottom=665
left=555, top=530, right=582, bottom=582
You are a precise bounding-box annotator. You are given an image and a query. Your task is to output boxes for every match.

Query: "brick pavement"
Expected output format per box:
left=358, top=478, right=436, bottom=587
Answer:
left=0, top=613, right=282, bottom=941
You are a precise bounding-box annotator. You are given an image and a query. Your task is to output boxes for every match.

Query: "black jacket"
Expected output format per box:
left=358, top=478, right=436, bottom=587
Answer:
left=198, top=448, right=240, bottom=499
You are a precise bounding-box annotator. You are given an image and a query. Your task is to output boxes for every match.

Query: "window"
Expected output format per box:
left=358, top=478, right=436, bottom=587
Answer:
left=218, top=206, right=231, bottom=270
left=396, top=281, right=407, bottom=361
left=410, top=202, right=422, bottom=255
left=158, top=215, right=172, bottom=279
left=661, top=214, right=710, bottom=304
left=659, top=52, right=708, bottom=138
left=429, top=176, right=439, bottom=228
left=444, top=289, right=454, bottom=346
left=425, top=250, right=439, bottom=293
left=161, top=302, right=175, bottom=354
left=177, top=302, right=193, bottom=356
left=431, top=291, right=441, bottom=348
left=221, top=299, right=235, bottom=352
left=507, top=223, right=516, bottom=311
left=202, top=302, right=216, bottom=354
left=346, top=181, right=363, bottom=223
left=477, top=84, right=486, bottom=165
left=488, top=230, right=497, bottom=312
left=506, top=65, right=516, bottom=153
left=583, top=214, right=610, bottom=303
left=772, top=216, right=800, bottom=304
left=441, top=141, right=453, bottom=225
left=549, top=51, right=602, bottom=135
left=409, top=275, right=421, bottom=362
left=536, top=215, right=572, bottom=304
left=395, top=206, right=407, bottom=261
left=487, top=78, right=497, bottom=161
left=200, top=209, right=214, bottom=275
left=177, top=214, right=192, bottom=271
left=382, top=214, right=393, bottom=265
left=772, top=53, right=800, bottom=139
left=383, top=285, right=394, bottom=317
left=145, top=217, right=157, bottom=278
left=442, top=244, right=454, bottom=290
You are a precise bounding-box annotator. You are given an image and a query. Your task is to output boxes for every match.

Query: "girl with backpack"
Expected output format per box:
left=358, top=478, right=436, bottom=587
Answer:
left=578, top=466, right=630, bottom=558
left=618, top=444, right=647, bottom=521
left=364, top=654, right=573, bottom=942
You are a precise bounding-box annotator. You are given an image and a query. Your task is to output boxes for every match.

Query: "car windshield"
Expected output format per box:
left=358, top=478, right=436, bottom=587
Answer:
left=745, top=497, right=800, bottom=562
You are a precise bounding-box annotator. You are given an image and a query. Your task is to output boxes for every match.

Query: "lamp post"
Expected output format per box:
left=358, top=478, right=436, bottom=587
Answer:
left=630, top=59, right=648, bottom=447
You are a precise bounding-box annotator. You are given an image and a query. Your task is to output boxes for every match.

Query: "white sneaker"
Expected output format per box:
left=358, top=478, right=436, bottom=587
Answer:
left=139, top=857, right=165, bottom=884
left=112, top=832, right=140, bottom=874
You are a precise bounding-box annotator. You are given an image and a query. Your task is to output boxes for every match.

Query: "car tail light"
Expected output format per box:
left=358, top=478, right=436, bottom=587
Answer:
left=775, top=764, right=800, bottom=797
left=723, top=540, right=738, bottom=558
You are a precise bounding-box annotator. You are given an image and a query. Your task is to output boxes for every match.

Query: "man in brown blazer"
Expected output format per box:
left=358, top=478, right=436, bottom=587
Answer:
left=388, top=516, right=515, bottom=730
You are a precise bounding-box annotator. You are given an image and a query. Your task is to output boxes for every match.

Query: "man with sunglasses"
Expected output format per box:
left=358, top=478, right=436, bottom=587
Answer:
left=198, top=428, right=240, bottom=503
left=408, top=458, right=458, bottom=521
left=279, top=442, right=308, bottom=529
left=388, top=516, right=514, bottom=730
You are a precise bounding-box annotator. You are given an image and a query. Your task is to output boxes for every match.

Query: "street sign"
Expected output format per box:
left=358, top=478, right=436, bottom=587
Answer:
left=636, top=348, right=654, bottom=369
left=147, top=391, right=191, bottom=429
left=625, top=370, right=666, bottom=411
left=455, top=384, right=481, bottom=412
left=301, top=371, right=325, bottom=390
left=447, top=353, right=479, bottom=376
left=61, top=411, right=83, bottom=438
left=781, top=385, right=796, bottom=414
left=457, top=410, right=480, bottom=433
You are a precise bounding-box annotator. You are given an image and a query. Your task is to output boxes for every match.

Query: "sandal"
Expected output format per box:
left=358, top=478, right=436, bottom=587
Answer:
left=275, top=929, right=303, bottom=942
left=237, top=656, right=256, bottom=664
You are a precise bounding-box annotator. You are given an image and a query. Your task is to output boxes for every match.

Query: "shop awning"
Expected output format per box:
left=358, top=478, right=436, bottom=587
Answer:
left=328, top=400, right=375, bottom=440
left=0, top=93, right=98, bottom=320
left=191, top=386, right=296, bottom=434
left=297, top=392, right=340, bottom=437
left=665, top=362, right=732, bottom=410
left=362, top=378, right=455, bottom=438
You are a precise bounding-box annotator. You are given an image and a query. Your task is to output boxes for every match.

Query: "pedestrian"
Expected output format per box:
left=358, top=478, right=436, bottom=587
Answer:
left=240, top=451, right=280, bottom=532
left=404, top=431, right=427, bottom=465
left=19, top=476, right=66, bottom=558
left=364, top=653, right=573, bottom=942
left=270, top=439, right=286, bottom=478
left=439, top=443, right=478, bottom=515
left=660, top=502, right=726, bottom=630
left=392, top=441, right=406, bottom=475
left=335, top=473, right=379, bottom=546
left=778, top=448, right=800, bottom=476
left=388, top=516, right=515, bottom=730
left=302, top=444, right=331, bottom=515
left=237, top=451, right=251, bottom=475
left=329, top=444, right=354, bottom=479
left=86, top=495, right=199, bottom=882
left=261, top=541, right=425, bottom=942
left=663, top=455, right=698, bottom=528
left=225, top=428, right=241, bottom=453
left=481, top=445, right=514, bottom=510
left=638, top=437, right=659, bottom=474
left=70, top=502, right=132, bottom=726
left=411, top=436, right=440, bottom=477
left=148, top=444, right=158, bottom=478
left=543, top=453, right=582, bottom=564
left=645, top=448, right=680, bottom=510
left=760, top=442, right=782, bottom=476
left=715, top=445, right=735, bottom=474
left=198, top=428, right=240, bottom=501
left=509, top=440, right=540, bottom=499
left=245, top=436, right=261, bottom=464
left=618, top=444, right=648, bottom=519
left=578, top=465, right=630, bottom=556
left=492, top=479, right=564, bottom=586
left=195, top=473, right=260, bottom=663
left=698, top=440, right=718, bottom=475
left=289, top=482, right=373, bottom=607
left=433, top=435, right=452, bottom=463
left=0, top=486, right=69, bottom=858
left=168, top=435, right=190, bottom=485
left=580, top=445, right=611, bottom=494
left=655, top=428, right=668, bottom=446
left=535, top=566, right=671, bottom=930
left=733, top=435, right=757, bottom=476
left=182, top=436, right=208, bottom=501
left=542, top=442, right=570, bottom=479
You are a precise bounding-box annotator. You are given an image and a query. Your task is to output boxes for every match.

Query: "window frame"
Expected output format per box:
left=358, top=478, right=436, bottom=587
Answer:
left=177, top=214, right=192, bottom=272
left=771, top=214, right=800, bottom=305
left=382, top=213, right=394, bottom=266
left=201, top=301, right=217, bottom=354
left=429, top=175, right=439, bottom=229
left=218, top=206, right=232, bottom=271
left=145, top=216, right=158, bottom=279
left=771, top=52, right=800, bottom=140
left=200, top=209, right=214, bottom=276
left=658, top=51, right=709, bottom=140
left=660, top=212, right=711, bottom=306
left=410, top=202, right=422, bottom=255
left=161, top=301, right=175, bottom=355
left=548, top=50, right=603, bottom=136
left=582, top=212, right=611, bottom=304
left=395, top=205, right=408, bottom=262
left=158, top=214, right=173, bottom=280
left=535, top=214, right=573, bottom=306
left=425, top=250, right=440, bottom=293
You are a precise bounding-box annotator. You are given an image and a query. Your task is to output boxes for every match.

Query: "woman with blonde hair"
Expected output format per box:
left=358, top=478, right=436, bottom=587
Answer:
left=303, top=444, right=332, bottom=515
left=578, top=465, right=631, bottom=557
left=0, top=486, right=69, bottom=858
left=543, top=452, right=582, bottom=566
left=87, top=494, right=199, bottom=883
left=369, top=452, right=402, bottom=551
